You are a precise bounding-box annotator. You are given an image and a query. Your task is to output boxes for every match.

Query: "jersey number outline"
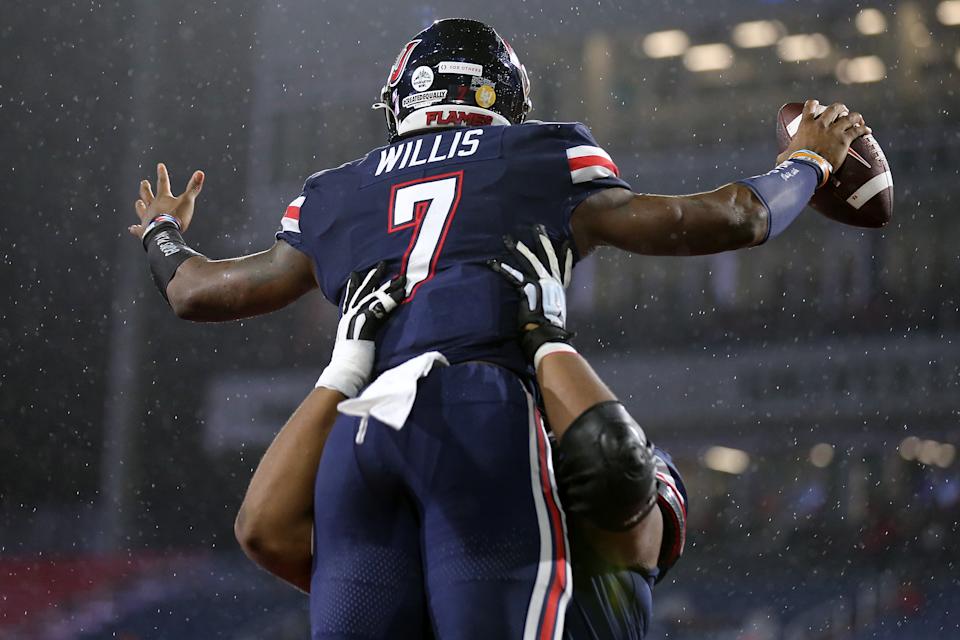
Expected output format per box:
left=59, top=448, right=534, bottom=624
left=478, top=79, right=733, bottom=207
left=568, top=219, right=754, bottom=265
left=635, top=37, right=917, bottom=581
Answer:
left=388, top=170, right=463, bottom=301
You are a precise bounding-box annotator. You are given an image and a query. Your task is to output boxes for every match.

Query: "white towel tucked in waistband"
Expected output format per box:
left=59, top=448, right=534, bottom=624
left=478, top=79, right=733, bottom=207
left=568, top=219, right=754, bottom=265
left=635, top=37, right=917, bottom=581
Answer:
left=337, top=351, right=449, bottom=444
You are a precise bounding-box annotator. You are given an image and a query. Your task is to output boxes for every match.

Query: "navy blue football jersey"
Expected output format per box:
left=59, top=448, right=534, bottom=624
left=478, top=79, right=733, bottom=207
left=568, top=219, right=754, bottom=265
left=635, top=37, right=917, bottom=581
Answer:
left=277, top=121, right=630, bottom=375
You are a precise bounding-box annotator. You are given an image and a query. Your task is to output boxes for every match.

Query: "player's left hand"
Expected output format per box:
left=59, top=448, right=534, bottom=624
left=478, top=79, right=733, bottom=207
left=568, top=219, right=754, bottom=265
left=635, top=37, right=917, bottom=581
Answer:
left=489, top=225, right=574, bottom=363
left=316, top=262, right=406, bottom=398
left=128, top=163, right=205, bottom=238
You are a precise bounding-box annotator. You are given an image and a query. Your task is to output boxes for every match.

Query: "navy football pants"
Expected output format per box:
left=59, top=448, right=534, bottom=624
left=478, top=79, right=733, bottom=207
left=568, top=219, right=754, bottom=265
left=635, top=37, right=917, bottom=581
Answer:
left=309, top=362, right=571, bottom=640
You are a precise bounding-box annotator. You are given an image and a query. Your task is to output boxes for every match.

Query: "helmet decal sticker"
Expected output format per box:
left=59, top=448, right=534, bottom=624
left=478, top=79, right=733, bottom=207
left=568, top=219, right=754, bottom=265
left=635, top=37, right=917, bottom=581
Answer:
left=388, top=39, right=421, bottom=87
left=475, top=85, right=497, bottom=109
left=402, top=89, right=448, bottom=109
left=438, top=61, right=484, bottom=76
left=411, top=66, right=435, bottom=92
left=470, top=76, right=496, bottom=90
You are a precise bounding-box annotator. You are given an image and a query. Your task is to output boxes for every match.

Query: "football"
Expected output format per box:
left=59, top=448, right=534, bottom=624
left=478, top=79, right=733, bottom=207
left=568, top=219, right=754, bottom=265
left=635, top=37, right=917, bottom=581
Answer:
left=776, top=102, right=893, bottom=228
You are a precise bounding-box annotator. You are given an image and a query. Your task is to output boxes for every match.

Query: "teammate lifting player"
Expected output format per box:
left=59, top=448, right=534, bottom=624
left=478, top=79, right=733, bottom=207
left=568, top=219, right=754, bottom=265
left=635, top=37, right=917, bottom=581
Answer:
left=130, top=18, right=869, bottom=639
left=234, top=229, right=686, bottom=639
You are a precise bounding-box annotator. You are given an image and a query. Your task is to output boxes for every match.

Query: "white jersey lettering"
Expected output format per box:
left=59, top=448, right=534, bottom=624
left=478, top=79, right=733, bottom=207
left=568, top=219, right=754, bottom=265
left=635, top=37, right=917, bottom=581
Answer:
left=375, top=144, right=405, bottom=176
left=374, top=129, right=484, bottom=176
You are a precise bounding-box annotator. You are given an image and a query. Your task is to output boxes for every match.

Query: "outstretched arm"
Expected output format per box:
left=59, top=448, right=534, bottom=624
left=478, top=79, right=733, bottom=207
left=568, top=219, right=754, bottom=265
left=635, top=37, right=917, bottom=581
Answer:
left=491, top=229, right=664, bottom=572
left=129, top=163, right=317, bottom=321
left=571, top=100, right=870, bottom=256
left=536, top=350, right=665, bottom=572
left=571, top=182, right=766, bottom=256
left=163, top=242, right=317, bottom=321
left=235, top=265, right=406, bottom=592
left=235, top=386, right=343, bottom=593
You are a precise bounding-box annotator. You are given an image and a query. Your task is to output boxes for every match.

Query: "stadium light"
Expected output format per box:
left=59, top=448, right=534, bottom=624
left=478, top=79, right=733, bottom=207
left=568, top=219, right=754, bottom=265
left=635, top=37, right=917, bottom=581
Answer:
left=899, top=436, right=955, bottom=468
left=683, top=43, right=735, bottom=72
left=855, top=9, right=888, bottom=35
left=642, top=30, right=690, bottom=58
left=836, top=56, right=886, bottom=83
left=938, top=0, right=960, bottom=26
left=731, top=20, right=784, bottom=48
left=917, top=439, right=943, bottom=466
left=899, top=436, right=920, bottom=460
left=935, top=443, right=956, bottom=468
left=907, top=16, right=934, bottom=48
left=809, top=443, right=835, bottom=468
left=703, top=446, right=750, bottom=474
left=777, top=34, right=831, bottom=62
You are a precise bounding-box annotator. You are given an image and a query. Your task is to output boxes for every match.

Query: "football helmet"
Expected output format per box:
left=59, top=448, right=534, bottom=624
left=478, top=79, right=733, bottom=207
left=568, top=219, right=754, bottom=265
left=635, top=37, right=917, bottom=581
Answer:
left=374, top=18, right=532, bottom=140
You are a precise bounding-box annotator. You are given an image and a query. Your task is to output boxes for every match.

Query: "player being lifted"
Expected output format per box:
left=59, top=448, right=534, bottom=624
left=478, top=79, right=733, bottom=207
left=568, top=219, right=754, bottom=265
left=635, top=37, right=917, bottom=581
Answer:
left=130, top=18, right=869, bottom=639
left=234, top=230, right=686, bottom=639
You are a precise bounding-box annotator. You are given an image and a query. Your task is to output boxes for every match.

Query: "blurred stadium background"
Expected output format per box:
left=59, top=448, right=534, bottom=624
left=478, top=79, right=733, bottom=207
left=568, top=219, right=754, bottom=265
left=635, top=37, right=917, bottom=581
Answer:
left=2, top=0, right=958, bottom=637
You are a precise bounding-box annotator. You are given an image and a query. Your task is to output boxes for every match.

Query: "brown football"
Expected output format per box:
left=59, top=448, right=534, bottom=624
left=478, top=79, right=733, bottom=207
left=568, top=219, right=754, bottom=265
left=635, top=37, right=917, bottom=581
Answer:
left=776, top=102, right=893, bottom=228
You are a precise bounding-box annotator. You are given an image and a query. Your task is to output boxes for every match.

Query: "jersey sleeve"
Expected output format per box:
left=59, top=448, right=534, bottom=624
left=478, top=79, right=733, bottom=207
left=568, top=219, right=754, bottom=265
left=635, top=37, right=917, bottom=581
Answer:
left=275, top=192, right=308, bottom=253
left=555, top=122, right=632, bottom=221
left=273, top=170, right=354, bottom=303
left=513, top=122, right=632, bottom=253
left=652, top=446, right=687, bottom=584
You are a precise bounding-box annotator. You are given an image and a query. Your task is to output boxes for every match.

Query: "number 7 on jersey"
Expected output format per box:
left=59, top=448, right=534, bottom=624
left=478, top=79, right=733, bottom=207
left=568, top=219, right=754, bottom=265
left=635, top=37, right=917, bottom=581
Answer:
left=388, top=171, right=463, bottom=300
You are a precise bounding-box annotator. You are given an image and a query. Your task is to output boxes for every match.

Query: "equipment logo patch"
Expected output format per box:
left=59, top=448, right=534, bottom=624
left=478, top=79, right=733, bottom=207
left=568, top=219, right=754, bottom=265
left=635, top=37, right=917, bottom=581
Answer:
left=411, top=66, right=435, bottom=92
left=475, top=85, right=496, bottom=108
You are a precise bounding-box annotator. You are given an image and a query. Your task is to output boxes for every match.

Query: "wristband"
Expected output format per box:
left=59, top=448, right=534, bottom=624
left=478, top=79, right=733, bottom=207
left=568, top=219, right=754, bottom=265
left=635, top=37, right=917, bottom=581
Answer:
left=141, top=214, right=181, bottom=247
left=787, top=149, right=832, bottom=188
left=520, top=323, right=574, bottom=365
left=738, top=159, right=819, bottom=243
left=142, top=221, right=204, bottom=301
left=533, top=342, right=578, bottom=370
left=316, top=340, right=375, bottom=398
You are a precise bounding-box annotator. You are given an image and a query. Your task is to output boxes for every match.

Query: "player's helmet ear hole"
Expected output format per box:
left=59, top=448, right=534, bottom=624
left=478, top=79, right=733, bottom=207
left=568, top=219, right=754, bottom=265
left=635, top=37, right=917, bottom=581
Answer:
left=378, top=18, right=532, bottom=140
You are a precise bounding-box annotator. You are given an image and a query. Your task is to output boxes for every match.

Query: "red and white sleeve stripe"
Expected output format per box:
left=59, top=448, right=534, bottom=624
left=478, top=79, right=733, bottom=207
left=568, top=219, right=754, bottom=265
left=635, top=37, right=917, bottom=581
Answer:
left=281, top=195, right=305, bottom=234
left=565, top=145, right=620, bottom=184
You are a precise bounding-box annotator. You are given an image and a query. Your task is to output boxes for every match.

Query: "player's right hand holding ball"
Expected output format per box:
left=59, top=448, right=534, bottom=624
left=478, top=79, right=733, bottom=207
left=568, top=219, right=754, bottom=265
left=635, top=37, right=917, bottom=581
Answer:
left=777, top=99, right=871, bottom=170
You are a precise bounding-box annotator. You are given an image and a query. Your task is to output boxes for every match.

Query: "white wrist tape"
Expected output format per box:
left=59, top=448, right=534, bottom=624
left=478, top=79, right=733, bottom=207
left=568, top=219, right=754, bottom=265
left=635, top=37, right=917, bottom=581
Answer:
left=316, top=340, right=375, bottom=398
left=533, top=342, right=579, bottom=370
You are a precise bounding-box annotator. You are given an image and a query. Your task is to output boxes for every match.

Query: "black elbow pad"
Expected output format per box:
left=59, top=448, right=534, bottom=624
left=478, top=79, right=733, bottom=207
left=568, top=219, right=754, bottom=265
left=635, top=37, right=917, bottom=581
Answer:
left=554, top=401, right=657, bottom=531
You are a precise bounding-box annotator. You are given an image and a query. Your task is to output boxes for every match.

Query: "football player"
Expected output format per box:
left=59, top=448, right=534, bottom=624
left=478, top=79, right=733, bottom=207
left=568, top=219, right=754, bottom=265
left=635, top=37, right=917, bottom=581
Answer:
left=130, top=18, right=865, bottom=638
left=236, top=231, right=685, bottom=639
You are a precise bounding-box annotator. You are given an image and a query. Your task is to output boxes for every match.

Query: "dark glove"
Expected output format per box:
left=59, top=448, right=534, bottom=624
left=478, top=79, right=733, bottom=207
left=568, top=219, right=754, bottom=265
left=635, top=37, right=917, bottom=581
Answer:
left=316, top=262, right=406, bottom=397
left=489, top=225, right=574, bottom=363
